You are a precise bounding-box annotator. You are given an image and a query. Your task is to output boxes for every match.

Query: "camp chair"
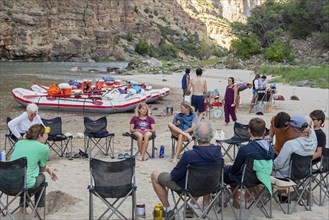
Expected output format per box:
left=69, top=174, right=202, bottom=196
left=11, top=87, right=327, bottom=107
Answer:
left=4, top=117, right=17, bottom=160
left=122, top=132, right=156, bottom=158
left=88, top=157, right=137, bottom=220
left=228, top=157, right=272, bottom=220
left=169, top=162, right=225, bottom=220
left=171, top=134, right=197, bottom=159
left=216, top=122, right=250, bottom=162
left=84, top=116, right=115, bottom=158
left=312, top=148, right=329, bottom=206
left=0, top=157, right=48, bottom=220
left=272, top=153, right=313, bottom=214
left=42, top=117, right=73, bottom=157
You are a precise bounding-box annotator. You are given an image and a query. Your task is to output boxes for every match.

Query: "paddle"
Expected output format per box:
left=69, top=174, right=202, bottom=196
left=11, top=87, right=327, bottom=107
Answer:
left=23, top=94, right=104, bottom=105
left=33, top=82, right=49, bottom=90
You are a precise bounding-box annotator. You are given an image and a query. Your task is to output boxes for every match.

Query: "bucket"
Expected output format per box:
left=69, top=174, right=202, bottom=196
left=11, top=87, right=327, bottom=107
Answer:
left=62, top=88, right=72, bottom=95
left=166, top=107, right=173, bottom=115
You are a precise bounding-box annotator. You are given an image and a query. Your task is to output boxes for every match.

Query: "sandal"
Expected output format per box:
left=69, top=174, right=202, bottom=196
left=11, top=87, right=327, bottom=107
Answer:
left=185, top=206, right=194, bottom=218
left=124, top=153, right=131, bottom=159
left=79, top=149, right=89, bottom=158
left=118, top=153, right=124, bottom=159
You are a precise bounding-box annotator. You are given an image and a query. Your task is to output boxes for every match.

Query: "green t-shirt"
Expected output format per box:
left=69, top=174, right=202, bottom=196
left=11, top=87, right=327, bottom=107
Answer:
left=10, top=139, right=49, bottom=188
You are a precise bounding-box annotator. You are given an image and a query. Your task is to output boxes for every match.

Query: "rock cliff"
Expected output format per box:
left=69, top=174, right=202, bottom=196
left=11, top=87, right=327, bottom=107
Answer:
left=0, top=0, right=265, bottom=61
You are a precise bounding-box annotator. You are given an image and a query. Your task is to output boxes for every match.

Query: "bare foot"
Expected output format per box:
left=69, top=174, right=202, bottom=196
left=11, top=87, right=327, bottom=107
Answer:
left=143, top=155, right=149, bottom=161
left=170, top=158, right=178, bottom=164
left=137, top=156, right=143, bottom=161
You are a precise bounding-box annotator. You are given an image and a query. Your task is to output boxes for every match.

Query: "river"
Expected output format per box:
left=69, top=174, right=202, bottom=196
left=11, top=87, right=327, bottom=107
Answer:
left=0, top=61, right=128, bottom=130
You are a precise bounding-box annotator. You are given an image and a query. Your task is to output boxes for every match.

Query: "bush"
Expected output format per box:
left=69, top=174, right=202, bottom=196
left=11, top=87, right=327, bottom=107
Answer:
left=144, top=8, right=150, bottom=14
left=135, top=41, right=151, bottom=55
left=230, top=34, right=262, bottom=59
left=265, top=41, right=294, bottom=62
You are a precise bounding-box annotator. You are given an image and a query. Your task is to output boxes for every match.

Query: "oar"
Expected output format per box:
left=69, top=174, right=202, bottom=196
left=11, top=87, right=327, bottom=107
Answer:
left=33, top=82, right=49, bottom=90
left=43, top=96, right=104, bottom=105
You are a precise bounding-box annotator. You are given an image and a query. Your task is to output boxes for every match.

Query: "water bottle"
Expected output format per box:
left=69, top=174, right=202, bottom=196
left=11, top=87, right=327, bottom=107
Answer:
left=153, top=203, right=163, bottom=220
left=0, top=150, right=6, bottom=161
left=159, top=145, right=164, bottom=158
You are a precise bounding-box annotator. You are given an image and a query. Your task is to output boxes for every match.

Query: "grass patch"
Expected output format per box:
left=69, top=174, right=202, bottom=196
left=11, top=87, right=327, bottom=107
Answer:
left=258, top=64, right=329, bottom=89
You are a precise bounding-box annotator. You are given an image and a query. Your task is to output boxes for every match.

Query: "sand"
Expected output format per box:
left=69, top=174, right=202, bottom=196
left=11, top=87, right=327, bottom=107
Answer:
left=1, top=69, right=328, bottom=219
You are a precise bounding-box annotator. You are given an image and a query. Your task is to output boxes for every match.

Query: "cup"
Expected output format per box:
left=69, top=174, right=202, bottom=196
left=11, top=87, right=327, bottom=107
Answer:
left=45, top=126, right=51, bottom=134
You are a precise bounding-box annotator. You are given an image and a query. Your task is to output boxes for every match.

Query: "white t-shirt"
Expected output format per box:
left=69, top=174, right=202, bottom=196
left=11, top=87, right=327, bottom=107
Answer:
left=8, top=112, right=44, bottom=138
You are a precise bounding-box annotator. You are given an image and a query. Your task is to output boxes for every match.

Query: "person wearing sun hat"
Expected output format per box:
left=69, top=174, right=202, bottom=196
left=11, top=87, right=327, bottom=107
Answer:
left=168, top=101, right=198, bottom=163
left=272, top=116, right=318, bottom=178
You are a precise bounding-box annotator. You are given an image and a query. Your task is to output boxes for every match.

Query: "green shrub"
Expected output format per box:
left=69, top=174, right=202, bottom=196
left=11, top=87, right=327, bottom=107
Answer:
left=265, top=41, right=294, bottom=62
left=134, top=6, right=138, bottom=14
left=127, top=33, right=133, bottom=41
left=6, top=9, right=12, bottom=16
left=154, top=10, right=158, bottom=16
left=149, top=14, right=154, bottom=19
left=230, top=34, right=261, bottom=59
left=135, top=41, right=151, bottom=55
left=144, top=8, right=149, bottom=14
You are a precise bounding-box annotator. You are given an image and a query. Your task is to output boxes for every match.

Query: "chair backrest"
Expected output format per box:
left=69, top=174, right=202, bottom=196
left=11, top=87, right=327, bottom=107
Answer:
left=241, top=157, right=261, bottom=187
left=42, top=117, right=63, bottom=136
left=0, top=157, right=27, bottom=196
left=320, top=148, right=329, bottom=172
left=84, top=116, right=108, bottom=135
left=6, top=117, right=12, bottom=135
left=232, top=122, right=250, bottom=141
left=289, top=153, right=312, bottom=181
left=90, top=157, right=135, bottom=198
left=186, top=162, right=224, bottom=197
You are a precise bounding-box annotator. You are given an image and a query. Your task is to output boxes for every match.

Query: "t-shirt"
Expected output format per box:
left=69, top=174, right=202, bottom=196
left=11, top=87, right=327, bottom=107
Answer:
left=313, top=129, right=327, bottom=164
left=270, top=116, right=299, bottom=155
left=10, top=139, right=49, bottom=188
left=129, top=116, right=155, bottom=130
left=235, top=82, right=248, bottom=92
left=181, top=73, right=190, bottom=89
left=8, top=112, right=44, bottom=139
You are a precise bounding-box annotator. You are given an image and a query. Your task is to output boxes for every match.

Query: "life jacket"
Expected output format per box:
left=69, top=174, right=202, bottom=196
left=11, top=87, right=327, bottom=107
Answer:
left=47, top=84, right=62, bottom=95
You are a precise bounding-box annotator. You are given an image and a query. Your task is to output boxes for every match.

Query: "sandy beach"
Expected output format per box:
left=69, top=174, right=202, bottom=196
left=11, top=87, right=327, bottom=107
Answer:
left=1, top=69, right=328, bottom=219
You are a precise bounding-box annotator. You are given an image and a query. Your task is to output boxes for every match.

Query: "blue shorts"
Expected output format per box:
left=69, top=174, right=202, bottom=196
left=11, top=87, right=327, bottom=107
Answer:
left=191, top=95, right=205, bottom=112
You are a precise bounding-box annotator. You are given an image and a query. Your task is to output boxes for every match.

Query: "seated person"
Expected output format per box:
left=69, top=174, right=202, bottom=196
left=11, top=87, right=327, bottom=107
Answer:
left=151, top=121, right=223, bottom=218
left=269, top=112, right=299, bottom=156
left=272, top=116, right=317, bottom=178
left=310, top=110, right=326, bottom=164
left=129, top=103, right=155, bottom=161
left=224, top=117, right=274, bottom=208
left=10, top=124, right=57, bottom=216
left=8, top=103, right=44, bottom=141
left=168, top=101, right=198, bottom=163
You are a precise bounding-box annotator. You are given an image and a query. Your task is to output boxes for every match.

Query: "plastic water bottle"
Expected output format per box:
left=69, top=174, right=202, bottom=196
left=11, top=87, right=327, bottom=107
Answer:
left=159, top=145, right=164, bottom=158
left=153, top=203, right=163, bottom=220
left=0, top=150, right=6, bottom=161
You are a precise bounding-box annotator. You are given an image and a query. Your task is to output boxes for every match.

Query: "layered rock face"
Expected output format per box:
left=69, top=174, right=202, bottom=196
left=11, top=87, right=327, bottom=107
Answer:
left=0, top=0, right=264, bottom=61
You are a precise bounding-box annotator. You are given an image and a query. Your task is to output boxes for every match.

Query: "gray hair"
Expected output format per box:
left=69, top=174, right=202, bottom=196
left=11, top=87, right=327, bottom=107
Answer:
left=195, top=121, right=214, bottom=144
left=26, top=103, right=39, bottom=113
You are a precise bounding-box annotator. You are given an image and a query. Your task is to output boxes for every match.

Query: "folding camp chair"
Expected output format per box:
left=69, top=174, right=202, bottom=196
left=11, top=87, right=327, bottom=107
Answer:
left=228, top=157, right=272, bottom=220
left=171, top=135, right=197, bottom=159
left=84, top=116, right=115, bottom=158
left=312, top=148, right=329, bottom=206
left=88, top=157, right=137, bottom=220
left=170, top=162, right=226, bottom=220
left=42, top=117, right=73, bottom=157
left=272, top=153, right=313, bottom=214
left=4, top=117, right=18, bottom=160
left=122, top=132, right=156, bottom=158
left=216, top=122, right=250, bottom=162
left=0, top=157, right=47, bottom=220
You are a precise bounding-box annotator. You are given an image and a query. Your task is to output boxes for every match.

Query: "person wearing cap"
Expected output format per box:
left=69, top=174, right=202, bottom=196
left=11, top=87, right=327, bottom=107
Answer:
left=272, top=116, right=317, bottom=178
left=10, top=124, right=57, bottom=216
left=8, top=103, right=44, bottom=141
left=309, top=110, right=326, bottom=164
left=168, top=101, right=198, bottom=163
left=269, top=112, right=299, bottom=156
left=181, top=68, right=191, bottom=98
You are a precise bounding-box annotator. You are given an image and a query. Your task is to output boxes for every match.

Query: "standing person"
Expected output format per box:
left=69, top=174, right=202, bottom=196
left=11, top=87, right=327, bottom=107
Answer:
left=224, top=118, right=274, bottom=208
left=8, top=103, right=44, bottom=141
left=181, top=68, right=191, bottom=98
left=249, top=74, right=261, bottom=113
left=129, top=103, right=155, bottom=161
left=223, top=77, right=237, bottom=125
left=151, top=121, right=224, bottom=219
left=269, top=112, right=299, bottom=156
left=189, top=68, right=207, bottom=119
left=234, top=82, right=252, bottom=110
left=10, top=124, right=58, bottom=216
left=168, top=101, right=198, bottom=163
left=310, top=110, right=326, bottom=164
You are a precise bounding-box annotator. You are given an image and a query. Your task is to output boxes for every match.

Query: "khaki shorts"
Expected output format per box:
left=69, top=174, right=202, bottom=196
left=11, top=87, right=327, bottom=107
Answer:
left=158, top=172, right=182, bottom=192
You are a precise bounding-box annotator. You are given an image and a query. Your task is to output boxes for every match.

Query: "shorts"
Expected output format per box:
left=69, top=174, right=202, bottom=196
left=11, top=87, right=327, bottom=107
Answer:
left=191, top=95, right=205, bottom=112
left=158, top=172, right=182, bottom=192
left=252, top=89, right=258, bottom=95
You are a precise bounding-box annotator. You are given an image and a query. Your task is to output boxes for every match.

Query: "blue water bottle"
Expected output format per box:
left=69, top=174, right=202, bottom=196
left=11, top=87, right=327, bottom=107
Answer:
left=159, top=145, right=164, bottom=158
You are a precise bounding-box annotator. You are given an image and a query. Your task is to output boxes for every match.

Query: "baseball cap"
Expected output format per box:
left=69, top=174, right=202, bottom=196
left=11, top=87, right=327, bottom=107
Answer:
left=286, top=116, right=309, bottom=129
